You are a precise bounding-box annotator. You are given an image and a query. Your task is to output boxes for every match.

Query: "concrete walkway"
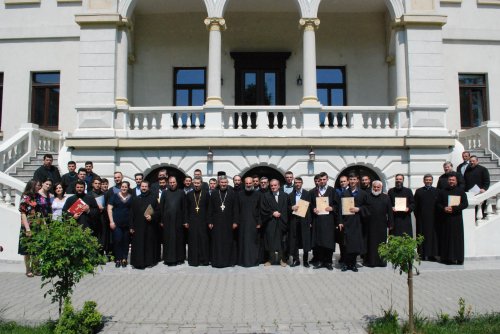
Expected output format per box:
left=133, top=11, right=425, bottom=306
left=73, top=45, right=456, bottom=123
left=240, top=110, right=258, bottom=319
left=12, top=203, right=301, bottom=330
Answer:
left=1, top=259, right=500, bottom=333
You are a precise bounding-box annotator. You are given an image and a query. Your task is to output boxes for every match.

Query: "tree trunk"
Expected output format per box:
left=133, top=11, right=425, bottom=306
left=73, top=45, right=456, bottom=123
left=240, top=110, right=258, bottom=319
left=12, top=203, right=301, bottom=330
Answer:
left=408, top=263, right=414, bottom=334
left=58, top=298, right=62, bottom=317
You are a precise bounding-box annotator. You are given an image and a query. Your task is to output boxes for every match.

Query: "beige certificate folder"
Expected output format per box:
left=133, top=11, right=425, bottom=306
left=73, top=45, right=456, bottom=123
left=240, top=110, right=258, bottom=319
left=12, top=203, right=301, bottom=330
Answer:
left=293, top=199, right=310, bottom=218
left=341, top=197, right=355, bottom=215
left=316, top=197, right=329, bottom=215
left=394, top=197, right=407, bottom=212
left=448, top=195, right=461, bottom=207
left=144, top=204, right=154, bottom=217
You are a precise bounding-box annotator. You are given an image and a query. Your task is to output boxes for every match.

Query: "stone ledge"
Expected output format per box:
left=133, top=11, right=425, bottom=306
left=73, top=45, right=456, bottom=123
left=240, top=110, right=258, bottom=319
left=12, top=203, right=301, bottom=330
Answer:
left=4, top=0, right=40, bottom=4
left=477, top=0, right=500, bottom=5
left=75, top=14, right=122, bottom=26
left=397, top=14, right=447, bottom=27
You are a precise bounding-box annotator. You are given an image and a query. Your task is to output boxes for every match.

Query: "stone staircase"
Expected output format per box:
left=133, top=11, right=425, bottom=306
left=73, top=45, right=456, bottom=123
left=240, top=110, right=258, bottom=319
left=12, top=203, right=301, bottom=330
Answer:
left=470, top=148, right=500, bottom=183
left=7, top=151, right=59, bottom=183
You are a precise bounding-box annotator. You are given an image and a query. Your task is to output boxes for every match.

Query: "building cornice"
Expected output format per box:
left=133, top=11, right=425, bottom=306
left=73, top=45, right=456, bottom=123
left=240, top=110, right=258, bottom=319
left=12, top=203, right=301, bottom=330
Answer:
left=75, top=13, right=123, bottom=26
left=394, top=14, right=447, bottom=28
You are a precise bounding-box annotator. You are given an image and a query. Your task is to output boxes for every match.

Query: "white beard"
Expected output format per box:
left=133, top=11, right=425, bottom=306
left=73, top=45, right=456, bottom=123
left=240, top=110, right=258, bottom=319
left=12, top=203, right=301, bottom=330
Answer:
left=372, top=189, right=382, bottom=196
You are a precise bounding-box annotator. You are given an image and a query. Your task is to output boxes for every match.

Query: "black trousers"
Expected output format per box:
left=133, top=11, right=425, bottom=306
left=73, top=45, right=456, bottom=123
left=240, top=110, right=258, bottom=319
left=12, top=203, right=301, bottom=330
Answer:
left=317, top=246, right=333, bottom=265
left=345, top=253, right=358, bottom=268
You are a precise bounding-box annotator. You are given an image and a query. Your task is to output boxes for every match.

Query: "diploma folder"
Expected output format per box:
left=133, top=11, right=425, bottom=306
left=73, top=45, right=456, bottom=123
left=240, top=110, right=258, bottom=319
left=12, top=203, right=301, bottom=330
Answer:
left=448, top=195, right=461, bottom=207
left=341, top=197, right=355, bottom=215
left=67, top=198, right=87, bottom=215
left=293, top=199, right=310, bottom=218
left=144, top=204, right=154, bottom=217
left=394, top=197, right=407, bottom=212
left=316, top=197, right=329, bottom=215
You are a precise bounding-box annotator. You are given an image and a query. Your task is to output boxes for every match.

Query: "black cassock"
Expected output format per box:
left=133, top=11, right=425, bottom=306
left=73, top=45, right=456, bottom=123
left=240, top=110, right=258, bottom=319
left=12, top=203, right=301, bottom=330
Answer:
left=62, top=193, right=99, bottom=231
left=436, top=186, right=468, bottom=263
left=437, top=172, right=465, bottom=190
left=311, top=187, right=340, bottom=251
left=341, top=188, right=369, bottom=255
left=414, top=186, right=439, bottom=258
left=235, top=190, right=261, bottom=267
left=129, top=191, right=160, bottom=269
left=289, top=189, right=312, bottom=257
left=160, top=188, right=186, bottom=264
left=365, top=192, right=393, bottom=267
left=260, top=192, right=290, bottom=254
left=185, top=189, right=210, bottom=266
left=208, top=188, right=237, bottom=268
left=388, top=187, right=415, bottom=237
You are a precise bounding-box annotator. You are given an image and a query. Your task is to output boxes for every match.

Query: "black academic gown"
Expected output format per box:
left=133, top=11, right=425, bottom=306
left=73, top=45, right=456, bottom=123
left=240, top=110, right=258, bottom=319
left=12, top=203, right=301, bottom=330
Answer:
left=365, top=192, right=393, bottom=267
left=388, top=187, right=415, bottom=237
left=235, top=190, right=261, bottom=267
left=464, top=164, right=490, bottom=191
left=260, top=191, right=290, bottom=255
left=311, top=187, right=340, bottom=251
left=341, top=188, right=369, bottom=255
left=62, top=193, right=99, bottom=231
left=436, top=186, right=468, bottom=263
left=160, top=188, right=187, bottom=264
left=129, top=191, right=161, bottom=269
left=185, top=189, right=210, bottom=266
left=289, top=189, right=312, bottom=259
left=208, top=188, right=237, bottom=268
left=89, top=190, right=105, bottom=249
left=414, top=186, right=439, bottom=258
left=437, top=173, right=465, bottom=190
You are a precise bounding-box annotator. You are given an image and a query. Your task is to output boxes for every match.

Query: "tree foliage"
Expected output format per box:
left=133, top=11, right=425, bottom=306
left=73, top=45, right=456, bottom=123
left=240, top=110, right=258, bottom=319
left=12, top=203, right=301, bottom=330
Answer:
left=24, top=217, right=107, bottom=315
left=378, top=234, right=424, bottom=275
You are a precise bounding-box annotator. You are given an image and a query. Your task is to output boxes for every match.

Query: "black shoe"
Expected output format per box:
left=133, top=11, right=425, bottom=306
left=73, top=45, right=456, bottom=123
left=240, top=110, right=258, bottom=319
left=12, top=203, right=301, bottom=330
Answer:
left=310, top=260, right=320, bottom=267
left=290, top=260, right=300, bottom=267
left=351, top=266, right=358, bottom=272
left=341, top=265, right=349, bottom=272
left=325, top=263, right=333, bottom=271
left=313, top=262, right=323, bottom=269
left=303, top=262, right=310, bottom=268
left=115, top=262, right=120, bottom=268
left=177, top=260, right=185, bottom=265
left=121, top=260, right=127, bottom=268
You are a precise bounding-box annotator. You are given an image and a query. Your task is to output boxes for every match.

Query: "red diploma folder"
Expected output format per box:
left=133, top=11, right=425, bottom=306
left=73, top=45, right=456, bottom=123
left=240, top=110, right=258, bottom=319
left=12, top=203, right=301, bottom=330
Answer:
left=68, top=198, right=87, bottom=215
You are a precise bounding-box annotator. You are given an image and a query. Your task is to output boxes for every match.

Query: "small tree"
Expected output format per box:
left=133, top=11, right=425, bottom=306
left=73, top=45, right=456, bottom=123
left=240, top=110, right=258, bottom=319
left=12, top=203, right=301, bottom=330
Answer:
left=25, top=217, right=107, bottom=316
left=378, top=234, right=424, bottom=334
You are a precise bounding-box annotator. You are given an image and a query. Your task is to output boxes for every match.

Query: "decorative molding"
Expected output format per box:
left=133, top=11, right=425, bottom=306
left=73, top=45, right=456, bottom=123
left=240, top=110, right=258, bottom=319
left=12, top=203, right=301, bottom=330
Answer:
left=75, top=13, right=122, bottom=26
left=440, top=0, right=462, bottom=3
left=4, top=0, right=40, bottom=4
left=204, top=17, right=226, bottom=31
left=394, top=14, right=447, bottom=28
left=57, top=0, right=82, bottom=3
left=299, top=18, right=320, bottom=31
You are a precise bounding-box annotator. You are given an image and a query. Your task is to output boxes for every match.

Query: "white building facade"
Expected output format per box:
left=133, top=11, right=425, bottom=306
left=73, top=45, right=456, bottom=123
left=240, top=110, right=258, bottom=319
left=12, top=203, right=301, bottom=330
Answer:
left=0, top=0, right=499, bottom=187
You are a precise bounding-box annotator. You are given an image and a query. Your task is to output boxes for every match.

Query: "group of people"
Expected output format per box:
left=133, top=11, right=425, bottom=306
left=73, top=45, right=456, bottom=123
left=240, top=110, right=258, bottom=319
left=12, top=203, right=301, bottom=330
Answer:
left=18, top=151, right=484, bottom=277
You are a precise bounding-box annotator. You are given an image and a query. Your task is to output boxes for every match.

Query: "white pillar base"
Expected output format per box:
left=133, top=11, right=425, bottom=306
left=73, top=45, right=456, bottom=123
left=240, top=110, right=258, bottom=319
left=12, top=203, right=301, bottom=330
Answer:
left=115, top=97, right=129, bottom=106
left=204, top=96, right=224, bottom=106
left=300, top=96, right=321, bottom=107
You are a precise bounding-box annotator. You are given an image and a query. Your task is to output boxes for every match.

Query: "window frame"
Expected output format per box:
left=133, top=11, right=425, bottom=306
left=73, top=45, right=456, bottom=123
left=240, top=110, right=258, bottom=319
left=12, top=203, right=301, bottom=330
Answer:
left=458, top=73, right=488, bottom=129
left=316, top=66, right=347, bottom=106
left=173, top=67, right=207, bottom=106
left=30, top=71, right=60, bottom=131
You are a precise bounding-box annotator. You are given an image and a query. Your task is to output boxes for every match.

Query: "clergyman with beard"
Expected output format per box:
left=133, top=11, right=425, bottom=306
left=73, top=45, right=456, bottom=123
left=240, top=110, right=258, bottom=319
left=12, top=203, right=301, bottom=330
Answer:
left=62, top=180, right=99, bottom=230
left=388, top=174, right=415, bottom=237
left=364, top=180, right=393, bottom=267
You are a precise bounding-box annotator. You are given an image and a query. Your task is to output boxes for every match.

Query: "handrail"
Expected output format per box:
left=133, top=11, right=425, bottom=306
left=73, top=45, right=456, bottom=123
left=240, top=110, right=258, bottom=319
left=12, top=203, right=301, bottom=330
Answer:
left=0, top=171, right=25, bottom=208
left=467, top=182, right=500, bottom=206
left=489, top=128, right=500, bottom=160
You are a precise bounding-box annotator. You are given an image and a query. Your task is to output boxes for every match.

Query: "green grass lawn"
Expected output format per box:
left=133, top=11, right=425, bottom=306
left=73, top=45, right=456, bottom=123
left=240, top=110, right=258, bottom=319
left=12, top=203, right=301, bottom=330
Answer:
left=0, top=321, right=55, bottom=334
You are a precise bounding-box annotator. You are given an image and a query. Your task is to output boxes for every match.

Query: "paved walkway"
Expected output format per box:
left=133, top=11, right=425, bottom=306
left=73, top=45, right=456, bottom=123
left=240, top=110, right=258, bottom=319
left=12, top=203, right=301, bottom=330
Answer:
left=1, top=258, right=500, bottom=333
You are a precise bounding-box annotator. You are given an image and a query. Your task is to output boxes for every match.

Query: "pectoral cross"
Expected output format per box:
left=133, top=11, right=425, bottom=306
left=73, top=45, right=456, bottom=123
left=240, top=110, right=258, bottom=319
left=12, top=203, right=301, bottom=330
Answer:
left=196, top=207, right=199, bottom=213
left=221, top=204, right=225, bottom=211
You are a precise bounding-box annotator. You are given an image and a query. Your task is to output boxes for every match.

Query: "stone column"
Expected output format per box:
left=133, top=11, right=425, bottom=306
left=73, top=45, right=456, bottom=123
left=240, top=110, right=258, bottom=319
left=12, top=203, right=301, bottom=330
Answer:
left=204, top=17, right=226, bottom=106
left=299, top=18, right=321, bottom=106
left=394, top=26, right=408, bottom=108
left=116, top=21, right=130, bottom=106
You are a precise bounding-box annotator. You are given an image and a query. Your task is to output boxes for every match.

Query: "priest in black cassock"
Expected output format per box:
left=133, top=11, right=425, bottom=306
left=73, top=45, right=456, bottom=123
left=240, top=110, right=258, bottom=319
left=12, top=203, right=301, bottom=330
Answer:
left=185, top=176, right=210, bottom=266
left=235, top=177, right=262, bottom=267
left=261, top=179, right=290, bottom=266
left=289, top=177, right=312, bottom=267
left=388, top=174, right=415, bottom=237
left=129, top=181, right=160, bottom=269
left=414, top=174, right=439, bottom=260
left=63, top=180, right=99, bottom=230
left=437, top=161, right=465, bottom=190
left=436, top=173, right=468, bottom=265
left=160, top=176, right=187, bottom=266
left=339, top=173, right=369, bottom=272
left=364, top=180, right=393, bottom=267
left=311, top=172, right=340, bottom=271
left=208, top=176, right=237, bottom=268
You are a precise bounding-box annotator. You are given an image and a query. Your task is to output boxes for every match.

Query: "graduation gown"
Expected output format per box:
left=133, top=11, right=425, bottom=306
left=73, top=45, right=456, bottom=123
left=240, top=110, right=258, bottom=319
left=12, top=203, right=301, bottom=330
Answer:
left=89, top=190, right=106, bottom=249
left=341, top=188, right=369, bottom=255
left=208, top=189, right=237, bottom=268
left=62, top=193, right=99, bottom=230
left=464, top=164, right=490, bottom=191
left=235, top=190, right=261, bottom=267
left=436, top=186, right=468, bottom=263
left=388, top=187, right=415, bottom=237
left=437, top=173, right=465, bottom=191
left=414, top=186, right=439, bottom=258
left=365, top=192, right=393, bottom=266
left=129, top=191, right=161, bottom=269
left=289, top=189, right=312, bottom=254
left=160, top=188, right=186, bottom=264
left=185, top=189, right=210, bottom=266
left=311, top=187, right=340, bottom=250
left=260, top=192, right=290, bottom=253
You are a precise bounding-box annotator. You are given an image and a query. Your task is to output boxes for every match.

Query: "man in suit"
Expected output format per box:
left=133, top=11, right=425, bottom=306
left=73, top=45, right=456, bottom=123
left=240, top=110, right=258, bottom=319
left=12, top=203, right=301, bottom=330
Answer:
left=464, top=155, right=490, bottom=217
left=289, top=177, right=312, bottom=267
left=261, top=179, right=290, bottom=267
left=457, top=151, right=471, bottom=177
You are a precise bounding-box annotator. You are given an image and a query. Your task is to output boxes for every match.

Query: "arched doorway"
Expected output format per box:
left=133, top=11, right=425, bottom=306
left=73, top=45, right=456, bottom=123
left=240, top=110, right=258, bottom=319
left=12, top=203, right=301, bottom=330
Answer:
left=146, top=166, right=186, bottom=186
left=242, top=166, right=286, bottom=186
left=334, top=165, right=380, bottom=188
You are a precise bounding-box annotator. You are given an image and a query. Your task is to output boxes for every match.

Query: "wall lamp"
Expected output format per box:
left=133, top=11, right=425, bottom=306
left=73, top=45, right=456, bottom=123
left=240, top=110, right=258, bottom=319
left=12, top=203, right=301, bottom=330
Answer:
left=297, top=75, right=303, bottom=86
left=309, top=147, right=315, bottom=161
left=207, top=148, right=214, bottom=161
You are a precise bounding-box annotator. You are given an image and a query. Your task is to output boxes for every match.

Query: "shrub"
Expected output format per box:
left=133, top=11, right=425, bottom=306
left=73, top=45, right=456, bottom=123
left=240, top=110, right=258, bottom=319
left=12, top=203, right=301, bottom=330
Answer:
left=54, top=300, right=102, bottom=334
